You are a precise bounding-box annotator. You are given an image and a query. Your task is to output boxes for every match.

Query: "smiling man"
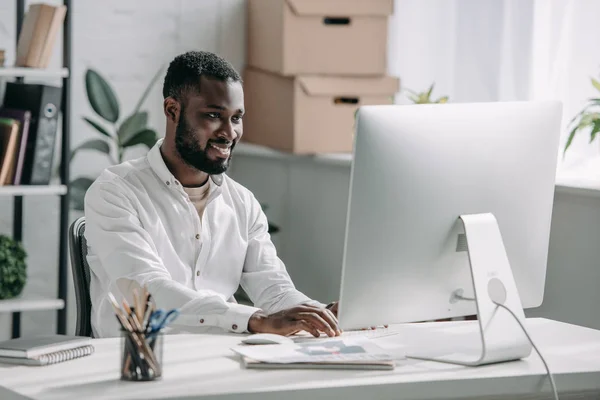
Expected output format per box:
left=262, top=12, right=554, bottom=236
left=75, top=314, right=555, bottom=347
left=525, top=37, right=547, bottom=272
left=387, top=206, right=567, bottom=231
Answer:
left=84, top=51, right=340, bottom=338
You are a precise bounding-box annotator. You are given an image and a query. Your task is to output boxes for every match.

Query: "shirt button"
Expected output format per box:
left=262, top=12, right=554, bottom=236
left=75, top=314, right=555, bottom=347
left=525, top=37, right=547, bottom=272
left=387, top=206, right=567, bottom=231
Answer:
left=232, top=324, right=238, bottom=330
left=199, top=318, right=204, bottom=324
left=175, top=181, right=180, bottom=185
left=195, top=234, right=200, bottom=239
left=166, top=181, right=170, bottom=186
left=196, top=270, right=200, bottom=277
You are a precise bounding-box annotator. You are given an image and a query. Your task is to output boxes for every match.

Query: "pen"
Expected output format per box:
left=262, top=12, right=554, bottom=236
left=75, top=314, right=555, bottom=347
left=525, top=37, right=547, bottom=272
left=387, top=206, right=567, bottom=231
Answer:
left=109, top=292, right=160, bottom=377
left=142, top=295, right=153, bottom=332
left=122, top=299, right=161, bottom=375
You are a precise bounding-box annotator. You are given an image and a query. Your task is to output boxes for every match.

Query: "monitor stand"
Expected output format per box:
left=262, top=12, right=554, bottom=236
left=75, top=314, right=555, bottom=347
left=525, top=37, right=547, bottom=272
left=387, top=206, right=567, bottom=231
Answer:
left=406, top=213, right=533, bottom=366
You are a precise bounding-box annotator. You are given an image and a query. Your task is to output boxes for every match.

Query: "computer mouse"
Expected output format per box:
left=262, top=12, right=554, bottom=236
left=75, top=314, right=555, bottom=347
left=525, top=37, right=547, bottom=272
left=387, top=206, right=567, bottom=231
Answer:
left=241, top=333, right=295, bottom=345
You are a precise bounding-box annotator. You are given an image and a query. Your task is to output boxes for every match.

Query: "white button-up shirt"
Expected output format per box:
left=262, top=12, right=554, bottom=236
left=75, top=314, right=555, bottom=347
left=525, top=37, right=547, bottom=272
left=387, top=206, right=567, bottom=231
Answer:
left=85, top=139, right=322, bottom=338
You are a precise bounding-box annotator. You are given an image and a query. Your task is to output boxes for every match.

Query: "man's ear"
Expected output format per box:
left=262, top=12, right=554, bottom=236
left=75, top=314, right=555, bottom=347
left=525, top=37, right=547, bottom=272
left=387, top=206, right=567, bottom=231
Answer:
left=164, top=98, right=180, bottom=123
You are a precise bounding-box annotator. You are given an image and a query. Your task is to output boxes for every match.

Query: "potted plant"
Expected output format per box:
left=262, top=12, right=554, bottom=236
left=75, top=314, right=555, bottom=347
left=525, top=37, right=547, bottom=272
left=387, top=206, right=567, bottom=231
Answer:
left=0, top=235, right=27, bottom=300
left=563, top=75, right=600, bottom=156
left=405, top=83, right=449, bottom=104
left=69, top=67, right=163, bottom=210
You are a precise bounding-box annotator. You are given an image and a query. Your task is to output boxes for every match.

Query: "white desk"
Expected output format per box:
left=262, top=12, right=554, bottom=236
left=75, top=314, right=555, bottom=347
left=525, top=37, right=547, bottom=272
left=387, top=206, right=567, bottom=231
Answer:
left=1, top=318, right=600, bottom=400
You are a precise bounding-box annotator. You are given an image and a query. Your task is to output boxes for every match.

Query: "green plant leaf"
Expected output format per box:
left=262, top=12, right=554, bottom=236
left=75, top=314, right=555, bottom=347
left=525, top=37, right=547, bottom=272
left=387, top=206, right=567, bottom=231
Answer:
left=586, top=98, right=600, bottom=108
left=592, top=78, right=600, bottom=93
left=563, top=124, right=579, bottom=156
left=83, top=116, right=113, bottom=138
left=580, top=112, right=599, bottom=126
left=134, top=65, right=165, bottom=114
left=85, top=69, right=120, bottom=123
left=122, top=129, right=158, bottom=148
left=70, top=177, right=95, bottom=211
left=0, top=235, right=27, bottom=299
left=71, top=139, right=111, bottom=160
left=117, top=112, right=148, bottom=144
left=568, top=109, right=585, bottom=126
left=426, top=83, right=435, bottom=98
left=590, top=120, right=600, bottom=143
left=268, top=222, right=280, bottom=234
left=437, top=96, right=449, bottom=104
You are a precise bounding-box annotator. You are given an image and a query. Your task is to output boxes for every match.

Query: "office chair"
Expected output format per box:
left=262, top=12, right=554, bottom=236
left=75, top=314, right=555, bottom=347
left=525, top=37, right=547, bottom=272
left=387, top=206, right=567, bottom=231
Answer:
left=68, top=216, right=93, bottom=337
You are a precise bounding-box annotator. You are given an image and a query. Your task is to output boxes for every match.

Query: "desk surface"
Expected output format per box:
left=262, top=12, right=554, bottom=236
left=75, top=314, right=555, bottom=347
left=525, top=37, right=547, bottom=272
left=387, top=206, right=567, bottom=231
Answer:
left=1, top=318, right=600, bottom=400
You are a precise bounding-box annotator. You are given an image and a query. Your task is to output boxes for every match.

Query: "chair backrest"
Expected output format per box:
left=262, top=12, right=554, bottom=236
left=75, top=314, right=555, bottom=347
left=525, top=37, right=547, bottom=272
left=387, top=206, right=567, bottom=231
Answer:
left=68, top=216, right=93, bottom=337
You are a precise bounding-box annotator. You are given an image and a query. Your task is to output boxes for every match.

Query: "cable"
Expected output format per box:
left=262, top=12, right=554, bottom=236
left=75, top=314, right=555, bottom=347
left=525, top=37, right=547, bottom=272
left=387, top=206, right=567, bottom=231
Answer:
left=493, top=301, right=559, bottom=400
left=453, top=293, right=559, bottom=399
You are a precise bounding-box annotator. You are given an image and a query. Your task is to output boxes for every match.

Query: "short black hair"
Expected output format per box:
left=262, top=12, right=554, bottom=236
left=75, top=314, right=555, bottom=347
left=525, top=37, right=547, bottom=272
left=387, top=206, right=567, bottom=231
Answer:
left=162, top=51, right=242, bottom=100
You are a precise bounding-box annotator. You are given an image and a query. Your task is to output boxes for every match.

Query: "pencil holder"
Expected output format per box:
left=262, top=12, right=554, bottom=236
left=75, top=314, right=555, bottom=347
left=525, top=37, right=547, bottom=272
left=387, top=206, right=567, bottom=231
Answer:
left=120, top=329, right=164, bottom=381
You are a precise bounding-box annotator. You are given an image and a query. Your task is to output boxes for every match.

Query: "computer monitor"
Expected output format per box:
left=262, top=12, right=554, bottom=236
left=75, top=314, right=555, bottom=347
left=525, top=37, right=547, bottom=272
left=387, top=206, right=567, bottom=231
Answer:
left=337, top=101, right=562, bottom=347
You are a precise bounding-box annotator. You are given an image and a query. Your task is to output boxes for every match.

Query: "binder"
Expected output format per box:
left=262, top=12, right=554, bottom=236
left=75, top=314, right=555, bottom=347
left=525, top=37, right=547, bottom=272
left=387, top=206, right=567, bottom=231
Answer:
left=2, top=82, right=62, bottom=185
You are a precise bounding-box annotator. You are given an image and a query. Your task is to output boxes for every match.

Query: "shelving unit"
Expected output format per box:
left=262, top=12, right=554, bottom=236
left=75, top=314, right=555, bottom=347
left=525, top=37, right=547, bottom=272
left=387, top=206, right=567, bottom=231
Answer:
left=0, top=185, right=67, bottom=196
left=0, top=67, right=69, bottom=78
left=0, top=0, right=72, bottom=338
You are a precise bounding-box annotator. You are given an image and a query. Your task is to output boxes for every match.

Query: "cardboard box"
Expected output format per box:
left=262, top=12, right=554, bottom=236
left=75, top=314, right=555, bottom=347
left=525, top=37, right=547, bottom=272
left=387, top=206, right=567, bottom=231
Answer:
left=242, top=67, right=399, bottom=154
left=247, top=0, right=394, bottom=76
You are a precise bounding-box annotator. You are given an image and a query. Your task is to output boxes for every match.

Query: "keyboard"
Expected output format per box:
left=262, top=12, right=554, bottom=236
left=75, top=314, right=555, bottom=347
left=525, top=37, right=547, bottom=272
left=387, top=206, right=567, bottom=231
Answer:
left=292, top=327, right=400, bottom=343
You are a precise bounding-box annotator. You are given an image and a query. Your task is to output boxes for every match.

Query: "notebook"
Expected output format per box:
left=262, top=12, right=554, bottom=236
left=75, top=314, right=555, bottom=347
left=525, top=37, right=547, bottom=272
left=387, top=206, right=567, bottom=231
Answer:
left=0, top=108, right=32, bottom=185
left=0, top=335, right=94, bottom=366
left=241, top=356, right=395, bottom=370
left=0, top=118, right=20, bottom=186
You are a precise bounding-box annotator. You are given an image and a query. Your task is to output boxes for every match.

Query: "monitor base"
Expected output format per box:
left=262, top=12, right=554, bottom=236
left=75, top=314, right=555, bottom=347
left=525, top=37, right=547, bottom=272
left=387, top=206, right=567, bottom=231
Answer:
left=406, top=213, right=532, bottom=366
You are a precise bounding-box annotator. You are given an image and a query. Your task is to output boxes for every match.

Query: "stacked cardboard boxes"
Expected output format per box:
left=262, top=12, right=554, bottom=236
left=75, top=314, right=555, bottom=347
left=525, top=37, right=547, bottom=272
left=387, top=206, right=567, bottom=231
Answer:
left=244, top=0, right=399, bottom=154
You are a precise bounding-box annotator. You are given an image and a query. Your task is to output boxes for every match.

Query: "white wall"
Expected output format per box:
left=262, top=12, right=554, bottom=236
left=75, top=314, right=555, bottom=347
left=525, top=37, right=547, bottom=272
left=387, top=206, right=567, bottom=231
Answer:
left=0, top=0, right=246, bottom=340
left=1, top=0, right=599, bottom=340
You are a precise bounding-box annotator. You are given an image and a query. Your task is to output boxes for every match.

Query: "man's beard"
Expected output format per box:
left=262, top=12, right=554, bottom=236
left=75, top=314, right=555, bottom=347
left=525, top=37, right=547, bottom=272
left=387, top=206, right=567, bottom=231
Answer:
left=175, top=108, right=234, bottom=175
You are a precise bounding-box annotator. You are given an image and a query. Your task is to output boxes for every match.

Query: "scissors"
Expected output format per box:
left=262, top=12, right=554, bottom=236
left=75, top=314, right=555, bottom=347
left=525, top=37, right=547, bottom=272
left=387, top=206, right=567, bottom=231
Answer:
left=146, top=308, right=180, bottom=336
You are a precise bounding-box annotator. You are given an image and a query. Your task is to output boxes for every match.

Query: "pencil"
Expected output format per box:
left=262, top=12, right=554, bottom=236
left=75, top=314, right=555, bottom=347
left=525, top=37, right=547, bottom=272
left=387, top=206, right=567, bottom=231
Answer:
left=133, top=288, right=142, bottom=322
left=123, top=300, right=161, bottom=375
left=109, top=292, right=159, bottom=375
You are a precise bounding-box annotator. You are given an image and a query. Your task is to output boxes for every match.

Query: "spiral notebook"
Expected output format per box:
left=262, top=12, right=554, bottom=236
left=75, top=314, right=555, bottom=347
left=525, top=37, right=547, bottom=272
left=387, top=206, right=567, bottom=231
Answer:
left=0, top=335, right=94, bottom=366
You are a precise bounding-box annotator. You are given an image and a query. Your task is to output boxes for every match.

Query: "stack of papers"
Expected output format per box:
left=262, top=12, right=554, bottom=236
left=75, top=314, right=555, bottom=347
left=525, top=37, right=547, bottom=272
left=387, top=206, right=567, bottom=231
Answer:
left=231, top=337, right=395, bottom=370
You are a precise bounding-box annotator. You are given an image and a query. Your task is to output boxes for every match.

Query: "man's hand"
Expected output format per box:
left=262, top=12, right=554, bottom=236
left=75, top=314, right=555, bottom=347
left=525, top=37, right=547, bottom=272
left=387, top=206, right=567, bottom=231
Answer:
left=248, top=304, right=341, bottom=337
left=326, top=301, right=339, bottom=317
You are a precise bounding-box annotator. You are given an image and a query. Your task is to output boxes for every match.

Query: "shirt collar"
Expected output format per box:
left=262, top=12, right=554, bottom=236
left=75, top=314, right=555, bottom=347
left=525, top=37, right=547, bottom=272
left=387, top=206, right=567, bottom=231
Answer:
left=147, top=138, right=224, bottom=190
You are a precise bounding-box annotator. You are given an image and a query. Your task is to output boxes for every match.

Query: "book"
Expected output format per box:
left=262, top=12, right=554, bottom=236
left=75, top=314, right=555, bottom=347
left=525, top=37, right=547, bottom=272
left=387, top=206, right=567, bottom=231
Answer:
left=0, top=118, right=20, bottom=186
left=231, top=337, right=396, bottom=371
left=0, top=344, right=95, bottom=366
left=0, top=109, right=32, bottom=185
left=16, top=3, right=67, bottom=68
left=0, top=334, right=92, bottom=359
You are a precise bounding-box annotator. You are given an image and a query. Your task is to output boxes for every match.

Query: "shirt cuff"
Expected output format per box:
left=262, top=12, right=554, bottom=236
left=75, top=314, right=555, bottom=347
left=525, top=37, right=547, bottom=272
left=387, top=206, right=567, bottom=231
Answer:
left=217, top=302, right=262, bottom=333
left=302, top=299, right=329, bottom=309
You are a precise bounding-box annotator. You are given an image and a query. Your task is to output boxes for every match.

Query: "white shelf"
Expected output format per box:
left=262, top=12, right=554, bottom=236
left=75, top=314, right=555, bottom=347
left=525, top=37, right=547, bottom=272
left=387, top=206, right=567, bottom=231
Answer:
left=0, top=295, right=64, bottom=313
left=0, top=185, right=67, bottom=196
left=0, top=67, right=69, bottom=78
left=236, top=142, right=354, bottom=166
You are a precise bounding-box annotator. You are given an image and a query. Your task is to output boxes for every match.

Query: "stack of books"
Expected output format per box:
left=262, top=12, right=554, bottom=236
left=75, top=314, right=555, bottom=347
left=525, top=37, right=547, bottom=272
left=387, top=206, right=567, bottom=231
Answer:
left=0, top=335, right=94, bottom=366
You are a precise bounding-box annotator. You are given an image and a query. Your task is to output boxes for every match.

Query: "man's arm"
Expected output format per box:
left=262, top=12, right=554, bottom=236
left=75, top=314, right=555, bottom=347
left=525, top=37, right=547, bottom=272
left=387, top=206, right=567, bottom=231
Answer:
left=85, top=179, right=261, bottom=333
left=239, top=193, right=340, bottom=336
left=239, top=194, right=325, bottom=312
